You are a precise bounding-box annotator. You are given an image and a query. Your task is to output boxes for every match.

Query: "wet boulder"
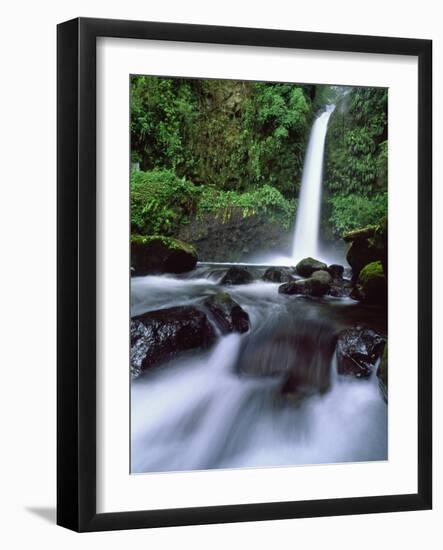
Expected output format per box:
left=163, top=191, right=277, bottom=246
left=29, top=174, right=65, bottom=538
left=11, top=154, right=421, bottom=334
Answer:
left=236, top=318, right=338, bottom=396
left=203, top=292, right=250, bottom=334
left=131, top=235, right=197, bottom=275
left=343, top=219, right=387, bottom=280
left=328, top=279, right=354, bottom=298
left=311, top=269, right=332, bottom=285
left=349, top=284, right=364, bottom=301
left=295, top=257, right=327, bottom=277
left=220, top=266, right=253, bottom=285
left=177, top=207, right=293, bottom=262
left=358, top=261, right=387, bottom=304
left=279, top=276, right=329, bottom=297
left=131, top=306, right=216, bottom=376
left=327, top=264, right=344, bottom=280
left=336, top=327, right=386, bottom=378
left=262, top=267, right=293, bottom=283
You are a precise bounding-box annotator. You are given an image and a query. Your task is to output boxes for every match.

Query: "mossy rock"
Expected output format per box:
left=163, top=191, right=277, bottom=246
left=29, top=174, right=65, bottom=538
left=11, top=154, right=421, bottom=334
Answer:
left=311, top=270, right=332, bottom=285
left=279, top=277, right=329, bottom=297
left=131, top=234, right=197, bottom=255
left=343, top=225, right=378, bottom=243
left=131, top=235, right=198, bottom=275
left=262, top=267, right=293, bottom=283
left=358, top=261, right=387, bottom=304
left=295, top=257, right=327, bottom=277
left=344, top=219, right=387, bottom=279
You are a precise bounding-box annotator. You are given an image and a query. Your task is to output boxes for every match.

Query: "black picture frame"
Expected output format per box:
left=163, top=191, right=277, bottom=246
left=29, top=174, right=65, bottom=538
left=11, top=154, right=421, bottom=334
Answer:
left=57, top=17, right=432, bottom=532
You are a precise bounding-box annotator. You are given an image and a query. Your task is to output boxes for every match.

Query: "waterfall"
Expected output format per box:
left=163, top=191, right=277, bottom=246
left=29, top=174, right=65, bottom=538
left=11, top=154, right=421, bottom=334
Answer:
left=292, top=104, right=335, bottom=260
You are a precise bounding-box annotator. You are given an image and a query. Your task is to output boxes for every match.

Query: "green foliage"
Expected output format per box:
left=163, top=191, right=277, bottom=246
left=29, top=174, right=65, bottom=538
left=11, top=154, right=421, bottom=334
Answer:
left=131, top=76, right=313, bottom=197
left=130, top=170, right=200, bottom=235
left=328, top=192, right=387, bottom=237
left=319, top=86, right=388, bottom=237
left=325, top=87, right=388, bottom=196
left=130, top=78, right=389, bottom=244
left=312, top=85, right=346, bottom=110
left=243, top=83, right=312, bottom=195
left=198, top=184, right=296, bottom=229
left=131, top=76, right=197, bottom=170
left=131, top=170, right=296, bottom=236
left=376, top=140, right=388, bottom=188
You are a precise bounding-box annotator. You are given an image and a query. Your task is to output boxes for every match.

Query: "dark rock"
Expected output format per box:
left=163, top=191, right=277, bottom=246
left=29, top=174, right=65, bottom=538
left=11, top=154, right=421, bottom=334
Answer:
left=279, top=276, right=329, bottom=297
left=178, top=208, right=293, bottom=262
left=328, top=279, right=354, bottom=298
left=358, top=261, right=387, bottom=304
left=262, top=267, right=293, bottom=283
left=236, top=319, right=337, bottom=397
left=220, top=266, right=253, bottom=285
left=311, top=269, right=332, bottom=285
left=131, top=235, right=197, bottom=275
left=130, top=306, right=216, bottom=376
left=278, top=281, right=297, bottom=295
left=377, top=343, right=388, bottom=401
left=345, top=231, right=379, bottom=279
left=343, top=225, right=378, bottom=243
left=336, top=327, right=386, bottom=378
left=327, top=264, right=344, bottom=279
left=343, top=219, right=387, bottom=280
left=295, top=257, right=327, bottom=277
left=203, top=292, right=250, bottom=334
left=349, top=284, right=365, bottom=301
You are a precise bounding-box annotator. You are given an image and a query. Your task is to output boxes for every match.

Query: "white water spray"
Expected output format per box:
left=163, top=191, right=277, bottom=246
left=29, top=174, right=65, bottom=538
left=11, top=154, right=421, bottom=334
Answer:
left=292, top=105, right=335, bottom=260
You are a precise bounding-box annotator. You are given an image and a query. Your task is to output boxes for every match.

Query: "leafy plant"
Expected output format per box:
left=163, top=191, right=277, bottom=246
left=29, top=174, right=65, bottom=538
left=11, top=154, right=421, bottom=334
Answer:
left=130, top=170, right=296, bottom=235
left=328, top=192, right=388, bottom=237
left=130, top=78, right=389, bottom=244
left=131, top=76, right=313, bottom=198
left=130, top=170, right=200, bottom=235
left=324, top=87, right=388, bottom=197
left=198, top=184, right=296, bottom=229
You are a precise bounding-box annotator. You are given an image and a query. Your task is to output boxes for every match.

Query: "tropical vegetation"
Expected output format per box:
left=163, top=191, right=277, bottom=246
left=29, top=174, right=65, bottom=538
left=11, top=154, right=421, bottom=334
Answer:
left=130, top=77, right=388, bottom=253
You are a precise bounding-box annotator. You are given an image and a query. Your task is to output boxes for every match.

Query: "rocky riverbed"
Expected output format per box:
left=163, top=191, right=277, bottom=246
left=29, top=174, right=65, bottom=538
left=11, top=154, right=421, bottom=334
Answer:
left=131, top=256, right=387, bottom=473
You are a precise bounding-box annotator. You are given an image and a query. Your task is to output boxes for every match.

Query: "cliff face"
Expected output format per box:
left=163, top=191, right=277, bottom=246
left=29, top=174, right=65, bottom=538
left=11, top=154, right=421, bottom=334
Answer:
left=178, top=208, right=292, bottom=262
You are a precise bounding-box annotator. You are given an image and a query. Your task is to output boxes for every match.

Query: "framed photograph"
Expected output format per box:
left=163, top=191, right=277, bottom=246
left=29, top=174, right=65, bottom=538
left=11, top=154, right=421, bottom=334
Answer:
left=57, top=17, right=432, bottom=532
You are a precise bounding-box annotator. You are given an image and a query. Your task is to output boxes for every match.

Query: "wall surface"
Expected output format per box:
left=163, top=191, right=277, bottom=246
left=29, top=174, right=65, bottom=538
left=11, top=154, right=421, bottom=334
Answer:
left=0, top=0, right=440, bottom=548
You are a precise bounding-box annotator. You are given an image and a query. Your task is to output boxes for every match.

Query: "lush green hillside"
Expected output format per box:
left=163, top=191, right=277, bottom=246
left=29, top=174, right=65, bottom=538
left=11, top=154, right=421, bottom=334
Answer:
left=130, top=77, right=388, bottom=255
left=323, top=87, right=388, bottom=237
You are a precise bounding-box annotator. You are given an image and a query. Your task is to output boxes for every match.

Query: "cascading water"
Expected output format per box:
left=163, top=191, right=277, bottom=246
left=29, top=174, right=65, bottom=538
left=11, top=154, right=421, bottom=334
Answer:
left=131, top=265, right=387, bottom=473
left=130, top=104, right=388, bottom=475
left=292, top=104, right=335, bottom=260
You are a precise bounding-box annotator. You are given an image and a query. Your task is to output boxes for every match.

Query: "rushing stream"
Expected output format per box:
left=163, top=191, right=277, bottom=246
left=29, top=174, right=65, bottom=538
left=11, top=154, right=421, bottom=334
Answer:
left=131, top=104, right=387, bottom=474
left=131, top=264, right=387, bottom=473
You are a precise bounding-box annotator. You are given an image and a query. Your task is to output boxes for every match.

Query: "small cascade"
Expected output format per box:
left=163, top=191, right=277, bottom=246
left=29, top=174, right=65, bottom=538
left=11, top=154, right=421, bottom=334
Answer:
left=131, top=265, right=387, bottom=473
